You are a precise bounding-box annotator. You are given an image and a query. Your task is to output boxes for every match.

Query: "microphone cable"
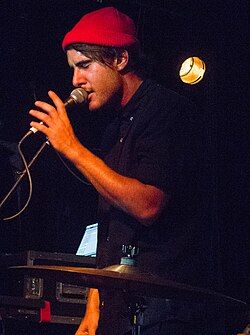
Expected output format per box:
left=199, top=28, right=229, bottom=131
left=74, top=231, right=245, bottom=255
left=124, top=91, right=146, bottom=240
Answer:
left=55, top=150, right=92, bottom=186
left=1, top=88, right=88, bottom=221
left=2, top=133, right=49, bottom=221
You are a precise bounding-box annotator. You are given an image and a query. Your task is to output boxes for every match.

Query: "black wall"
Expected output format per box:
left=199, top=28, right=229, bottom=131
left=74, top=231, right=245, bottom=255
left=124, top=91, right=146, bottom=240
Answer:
left=0, top=0, right=248, bottom=310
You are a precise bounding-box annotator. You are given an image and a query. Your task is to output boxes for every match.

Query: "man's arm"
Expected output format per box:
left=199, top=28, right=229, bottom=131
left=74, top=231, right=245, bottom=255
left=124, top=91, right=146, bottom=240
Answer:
left=29, top=91, right=167, bottom=226
left=75, top=288, right=99, bottom=335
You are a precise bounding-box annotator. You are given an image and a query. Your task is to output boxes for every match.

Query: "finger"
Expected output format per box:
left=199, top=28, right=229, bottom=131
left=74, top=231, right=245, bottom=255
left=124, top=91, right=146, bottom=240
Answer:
left=29, top=109, right=51, bottom=125
left=48, top=90, right=70, bottom=121
left=29, top=121, right=49, bottom=135
left=34, top=100, right=58, bottom=118
left=75, top=329, right=89, bottom=335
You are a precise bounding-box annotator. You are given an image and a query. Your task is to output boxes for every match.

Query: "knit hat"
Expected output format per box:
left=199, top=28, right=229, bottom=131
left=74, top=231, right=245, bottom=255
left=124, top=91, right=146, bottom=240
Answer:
left=62, top=7, right=138, bottom=50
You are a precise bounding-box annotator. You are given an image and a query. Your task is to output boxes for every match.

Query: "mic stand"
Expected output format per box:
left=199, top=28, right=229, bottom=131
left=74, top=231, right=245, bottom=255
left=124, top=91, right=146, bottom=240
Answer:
left=107, top=245, right=146, bottom=335
left=129, top=298, right=147, bottom=335
left=0, top=140, right=49, bottom=213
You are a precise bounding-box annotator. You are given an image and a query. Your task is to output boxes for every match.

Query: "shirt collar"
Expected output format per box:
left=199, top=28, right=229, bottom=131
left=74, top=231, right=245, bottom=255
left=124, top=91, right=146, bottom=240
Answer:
left=120, top=79, right=152, bottom=120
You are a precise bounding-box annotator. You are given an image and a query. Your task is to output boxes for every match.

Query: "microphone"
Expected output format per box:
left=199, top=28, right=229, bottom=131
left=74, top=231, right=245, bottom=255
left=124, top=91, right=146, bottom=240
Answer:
left=29, top=88, right=88, bottom=134
left=64, top=87, right=88, bottom=108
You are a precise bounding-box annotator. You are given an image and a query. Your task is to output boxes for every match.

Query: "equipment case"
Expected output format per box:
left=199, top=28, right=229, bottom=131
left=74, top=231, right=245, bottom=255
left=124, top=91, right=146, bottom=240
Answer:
left=0, top=250, right=96, bottom=324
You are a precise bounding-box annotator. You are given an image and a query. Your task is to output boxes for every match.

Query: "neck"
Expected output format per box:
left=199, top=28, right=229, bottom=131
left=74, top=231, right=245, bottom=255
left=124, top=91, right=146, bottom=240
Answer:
left=121, top=73, right=143, bottom=108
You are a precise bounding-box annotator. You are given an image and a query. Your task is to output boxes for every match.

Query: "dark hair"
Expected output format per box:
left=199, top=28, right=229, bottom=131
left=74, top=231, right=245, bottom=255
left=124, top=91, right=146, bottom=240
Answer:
left=65, top=43, right=146, bottom=78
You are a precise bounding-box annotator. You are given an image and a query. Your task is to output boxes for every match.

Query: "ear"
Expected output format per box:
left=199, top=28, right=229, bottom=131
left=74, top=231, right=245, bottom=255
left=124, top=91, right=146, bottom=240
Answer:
left=116, top=50, right=129, bottom=71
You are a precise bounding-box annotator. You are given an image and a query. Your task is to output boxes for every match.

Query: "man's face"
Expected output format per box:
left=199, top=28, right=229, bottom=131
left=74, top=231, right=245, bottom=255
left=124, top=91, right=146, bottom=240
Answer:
left=67, top=49, right=123, bottom=111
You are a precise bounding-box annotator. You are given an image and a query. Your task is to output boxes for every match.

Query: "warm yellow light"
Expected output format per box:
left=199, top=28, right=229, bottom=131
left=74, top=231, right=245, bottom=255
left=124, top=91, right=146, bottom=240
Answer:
left=179, top=56, right=206, bottom=85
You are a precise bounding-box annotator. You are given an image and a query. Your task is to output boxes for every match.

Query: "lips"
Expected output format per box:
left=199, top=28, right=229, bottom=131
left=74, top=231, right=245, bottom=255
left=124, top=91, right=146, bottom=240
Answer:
left=87, top=92, right=94, bottom=100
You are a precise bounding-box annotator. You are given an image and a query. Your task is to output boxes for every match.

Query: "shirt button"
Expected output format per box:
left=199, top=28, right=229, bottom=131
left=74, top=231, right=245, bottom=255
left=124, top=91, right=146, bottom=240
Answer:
left=119, top=137, right=123, bottom=143
left=130, top=116, right=134, bottom=121
left=106, top=236, right=110, bottom=242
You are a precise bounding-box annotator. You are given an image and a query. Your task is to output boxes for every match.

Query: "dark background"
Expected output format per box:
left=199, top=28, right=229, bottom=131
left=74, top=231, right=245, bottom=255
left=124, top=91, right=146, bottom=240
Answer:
left=0, top=0, right=248, bottom=314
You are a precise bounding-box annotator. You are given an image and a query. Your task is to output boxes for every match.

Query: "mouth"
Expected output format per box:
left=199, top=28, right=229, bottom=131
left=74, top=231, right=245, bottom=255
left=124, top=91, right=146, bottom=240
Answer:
left=87, top=92, right=94, bottom=100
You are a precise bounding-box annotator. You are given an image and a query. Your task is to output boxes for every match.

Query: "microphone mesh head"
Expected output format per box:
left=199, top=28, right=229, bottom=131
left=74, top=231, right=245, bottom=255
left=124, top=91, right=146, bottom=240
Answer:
left=70, top=88, right=88, bottom=104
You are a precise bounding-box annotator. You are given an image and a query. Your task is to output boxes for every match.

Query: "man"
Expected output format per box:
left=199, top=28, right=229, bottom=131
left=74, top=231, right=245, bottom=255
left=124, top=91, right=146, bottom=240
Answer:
left=29, top=7, right=224, bottom=335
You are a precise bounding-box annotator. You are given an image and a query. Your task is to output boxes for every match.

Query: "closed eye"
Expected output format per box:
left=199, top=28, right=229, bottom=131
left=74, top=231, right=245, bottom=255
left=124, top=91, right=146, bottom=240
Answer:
left=76, top=60, right=92, bottom=69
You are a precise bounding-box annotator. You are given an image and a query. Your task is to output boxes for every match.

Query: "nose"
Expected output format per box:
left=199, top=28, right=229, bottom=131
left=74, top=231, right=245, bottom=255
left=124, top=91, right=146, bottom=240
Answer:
left=72, top=68, right=86, bottom=87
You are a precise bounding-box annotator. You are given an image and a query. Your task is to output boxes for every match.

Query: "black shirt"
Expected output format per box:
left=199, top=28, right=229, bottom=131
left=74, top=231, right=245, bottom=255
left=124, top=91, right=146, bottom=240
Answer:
left=96, top=79, right=210, bottom=288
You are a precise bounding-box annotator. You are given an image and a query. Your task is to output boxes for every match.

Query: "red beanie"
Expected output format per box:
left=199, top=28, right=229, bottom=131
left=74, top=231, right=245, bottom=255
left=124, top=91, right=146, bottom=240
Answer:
left=62, top=7, right=138, bottom=50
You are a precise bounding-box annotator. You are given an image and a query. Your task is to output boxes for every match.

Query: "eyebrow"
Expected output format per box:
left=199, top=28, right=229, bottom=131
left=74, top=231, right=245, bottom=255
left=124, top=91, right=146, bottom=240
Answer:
left=74, top=60, right=92, bottom=68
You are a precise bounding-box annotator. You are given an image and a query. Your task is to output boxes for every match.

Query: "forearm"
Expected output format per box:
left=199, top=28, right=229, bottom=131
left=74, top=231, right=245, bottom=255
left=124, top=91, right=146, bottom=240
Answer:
left=66, top=141, right=166, bottom=225
left=29, top=92, right=166, bottom=225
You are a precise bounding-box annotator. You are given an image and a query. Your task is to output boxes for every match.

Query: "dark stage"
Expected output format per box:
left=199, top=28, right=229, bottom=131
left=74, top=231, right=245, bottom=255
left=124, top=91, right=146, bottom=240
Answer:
left=0, top=0, right=249, bottom=334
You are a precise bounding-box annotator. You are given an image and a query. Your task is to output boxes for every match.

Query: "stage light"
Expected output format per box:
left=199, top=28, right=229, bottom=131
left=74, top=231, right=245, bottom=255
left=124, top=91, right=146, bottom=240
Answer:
left=179, top=56, right=206, bottom=85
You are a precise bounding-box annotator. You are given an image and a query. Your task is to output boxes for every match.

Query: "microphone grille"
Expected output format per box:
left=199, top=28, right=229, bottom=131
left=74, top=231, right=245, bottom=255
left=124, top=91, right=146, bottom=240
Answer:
left=70, top=88, right=88, bottom=104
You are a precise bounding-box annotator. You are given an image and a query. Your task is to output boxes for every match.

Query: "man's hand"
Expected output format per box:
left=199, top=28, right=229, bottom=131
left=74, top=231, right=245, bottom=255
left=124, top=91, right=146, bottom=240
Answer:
left=75, top=289, right=100, bottom=335
left=75, top=312, right=99, bottom=335
left=29, top=90, right=81, bottom=158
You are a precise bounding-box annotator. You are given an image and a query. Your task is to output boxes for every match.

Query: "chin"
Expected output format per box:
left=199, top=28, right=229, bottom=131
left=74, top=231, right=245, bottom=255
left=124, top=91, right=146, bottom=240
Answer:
left=88, top=97, right=109, bottom=111
left=87, top=97, right=98, bottom=110
left=88, top=102, right=101, bottom=111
